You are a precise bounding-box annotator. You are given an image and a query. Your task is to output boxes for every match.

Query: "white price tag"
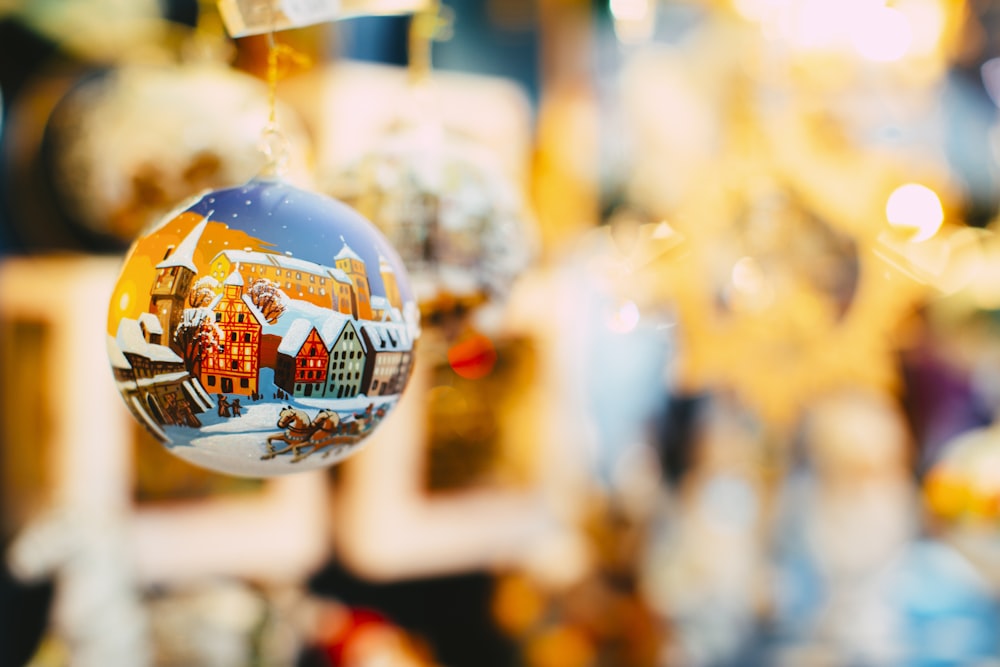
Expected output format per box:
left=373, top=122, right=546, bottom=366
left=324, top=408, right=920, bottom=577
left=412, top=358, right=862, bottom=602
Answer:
left=217, top=0, right=341, bottom=37
left=283, top=0, right=341, bottom=25
left=217, top=0, right=430, bottom=37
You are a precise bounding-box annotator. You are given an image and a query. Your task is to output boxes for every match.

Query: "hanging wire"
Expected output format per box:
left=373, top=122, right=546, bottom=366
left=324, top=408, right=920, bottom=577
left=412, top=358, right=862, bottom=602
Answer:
left=258, top=2, right=311, bottom=177
left=407, top=0, right=453, bottom=85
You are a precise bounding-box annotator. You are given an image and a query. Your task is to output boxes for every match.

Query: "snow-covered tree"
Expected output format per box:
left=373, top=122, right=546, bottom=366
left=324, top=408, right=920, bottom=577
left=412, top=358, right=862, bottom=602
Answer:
left=247, top=278, right=287, bottom=324
left=187, top=276, right=220, bottom=308
left=174, top=308, right=223, bottom=374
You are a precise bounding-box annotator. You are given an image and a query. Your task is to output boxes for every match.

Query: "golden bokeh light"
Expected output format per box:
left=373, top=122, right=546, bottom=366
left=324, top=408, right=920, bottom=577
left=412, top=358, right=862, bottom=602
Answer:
left=886, top=183, right=944, bottom=243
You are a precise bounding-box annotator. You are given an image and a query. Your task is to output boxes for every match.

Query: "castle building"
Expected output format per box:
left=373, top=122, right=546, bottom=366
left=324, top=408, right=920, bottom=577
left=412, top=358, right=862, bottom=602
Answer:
left=334, top=241, right=373, bottom=320
left=199, top=271, right=266, bottom=396
left=209, top=249, right=357, bottom=316
left=150, top=217, right=209, bottom=350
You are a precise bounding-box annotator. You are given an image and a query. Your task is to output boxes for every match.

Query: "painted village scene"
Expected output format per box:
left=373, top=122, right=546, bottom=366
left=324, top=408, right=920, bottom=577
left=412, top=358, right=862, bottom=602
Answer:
left=106, top=180, right=420, bottom=476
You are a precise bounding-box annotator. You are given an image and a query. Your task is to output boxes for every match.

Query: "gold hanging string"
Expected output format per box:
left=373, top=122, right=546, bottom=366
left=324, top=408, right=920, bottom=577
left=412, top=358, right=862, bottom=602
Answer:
left=407, top=0, right=452, bottom=85
left=258, top=24, right=311, bottom=177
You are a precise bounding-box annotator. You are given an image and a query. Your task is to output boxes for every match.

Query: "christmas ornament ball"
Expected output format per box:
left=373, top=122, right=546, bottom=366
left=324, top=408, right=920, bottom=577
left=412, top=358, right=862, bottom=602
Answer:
left=107, top=178, right=420, bottom=477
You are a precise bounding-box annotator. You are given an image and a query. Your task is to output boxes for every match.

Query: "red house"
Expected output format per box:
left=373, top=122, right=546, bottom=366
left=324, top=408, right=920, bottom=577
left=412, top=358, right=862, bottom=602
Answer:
left=275, top=319, right=330, bottom=398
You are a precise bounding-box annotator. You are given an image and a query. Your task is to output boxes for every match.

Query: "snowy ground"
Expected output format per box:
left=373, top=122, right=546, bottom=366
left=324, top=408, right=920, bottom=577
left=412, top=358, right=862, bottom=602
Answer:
left=160, top=368, right=400, bottom=477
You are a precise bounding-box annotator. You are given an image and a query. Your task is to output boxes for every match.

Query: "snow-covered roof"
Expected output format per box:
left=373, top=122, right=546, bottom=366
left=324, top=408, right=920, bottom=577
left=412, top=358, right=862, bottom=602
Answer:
left=137, top=312, right=163, bottom=336
left=335, top=241, right=362, bottom=262
left=156, top=217, right=208, bottom=272
left=320, top=315, right=356, bottom=349
left=268, top=253, right=326, bottom=274
left=359, top=321, right=409, bottom=352
left=212, top=248, right=355, bottom=286
left=106, top=335, right=132, bottom=369
left=224, top=270, right=244, bottom=287
left=277, top=318, right=317, bottom=356
left=204, top=288, right=267, bottom=326
left=369, top=299, right=405, bottom=324
left=135, top=371, right=190, bottom=388
left=379, top=254, right=394, bottom=273
left=326, top=268, right=353, bottom=285
left=116, top=318, right=184, bottom=364
left=212, top=249, right=261, bottom=266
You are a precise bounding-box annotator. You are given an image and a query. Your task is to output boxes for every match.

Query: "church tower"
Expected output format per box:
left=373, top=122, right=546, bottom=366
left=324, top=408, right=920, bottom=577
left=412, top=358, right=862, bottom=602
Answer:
left=150, top=216, right=209, bottom=351
left=379, top=254, right=402, bottom=311
left=334, top=239, right=373, bottom=320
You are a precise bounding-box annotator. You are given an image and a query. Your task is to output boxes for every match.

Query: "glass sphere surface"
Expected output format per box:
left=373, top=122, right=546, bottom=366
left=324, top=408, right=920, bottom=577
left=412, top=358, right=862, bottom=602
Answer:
left=107, top=178, right=419, bottom=477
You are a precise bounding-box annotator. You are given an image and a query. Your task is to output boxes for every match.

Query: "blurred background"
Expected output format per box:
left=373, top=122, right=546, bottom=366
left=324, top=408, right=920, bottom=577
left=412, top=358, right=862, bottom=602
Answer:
left=5, top=0, right=1000, bottom=665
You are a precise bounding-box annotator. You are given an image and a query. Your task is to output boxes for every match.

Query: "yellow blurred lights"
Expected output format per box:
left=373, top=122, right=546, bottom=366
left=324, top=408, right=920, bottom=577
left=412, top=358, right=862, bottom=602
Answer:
left=896, top=0, right=946, bottom=57
left=731, top=256, right=766, bottom=295
left=886, top=183, right=944, bottom=243
left=853, top=6, right=912, bottom=62
left=733, top=0, right=791, bottom=23
left=733, top=0, right=944, bottom=63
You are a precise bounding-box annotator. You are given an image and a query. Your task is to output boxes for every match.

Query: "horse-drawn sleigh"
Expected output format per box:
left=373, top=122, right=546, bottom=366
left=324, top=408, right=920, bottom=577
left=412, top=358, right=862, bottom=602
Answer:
left=261, top=404, right=383, bottom=463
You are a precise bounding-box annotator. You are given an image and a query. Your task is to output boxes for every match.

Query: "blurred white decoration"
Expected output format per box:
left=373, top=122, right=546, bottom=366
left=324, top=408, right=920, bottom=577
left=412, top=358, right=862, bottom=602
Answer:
left=641, top=400, right=769, bottom=667
left=561, top=219, right=676, bottom=491
left=292, top=61, right=536, bottom=312
left=146, top=580, right=266, bottom=667
left=610, top=0, right=656, bottom=45
left=8, top=510, right=151, bottom=667
left=46, top=62, right=311, bottom=242
left=325, top=123, right=534, bottom=308
left=804, top=391, right=918, bottom=581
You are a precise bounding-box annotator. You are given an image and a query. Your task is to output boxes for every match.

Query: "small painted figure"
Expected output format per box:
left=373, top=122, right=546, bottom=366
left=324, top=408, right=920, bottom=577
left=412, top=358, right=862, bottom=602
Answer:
left=217, top=394, right=232, bottom=418
left=232, top=398, right=242, bottom=417
left=163, top=393, right=182, bottom=425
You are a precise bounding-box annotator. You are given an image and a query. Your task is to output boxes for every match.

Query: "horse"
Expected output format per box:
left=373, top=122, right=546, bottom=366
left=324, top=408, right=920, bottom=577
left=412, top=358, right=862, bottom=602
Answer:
left=262, top=407, right=360, bottom=462
left=261, top=407, right=314, bottom=461
left=308, top=410, right=358, bottom=459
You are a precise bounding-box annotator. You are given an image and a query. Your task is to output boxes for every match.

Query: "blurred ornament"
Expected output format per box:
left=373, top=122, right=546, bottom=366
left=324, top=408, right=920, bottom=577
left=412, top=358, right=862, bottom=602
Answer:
left=6, top=0, right=166, bottom=62
left=42, top=61, right=311, bottom=245
left=324, top=118, right=533, bottom=315
left=924, top=424, right=1000, bottom=523
left=106, top=178, right=420, bottom=477
left=322, top=1, right=533, bottom=318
